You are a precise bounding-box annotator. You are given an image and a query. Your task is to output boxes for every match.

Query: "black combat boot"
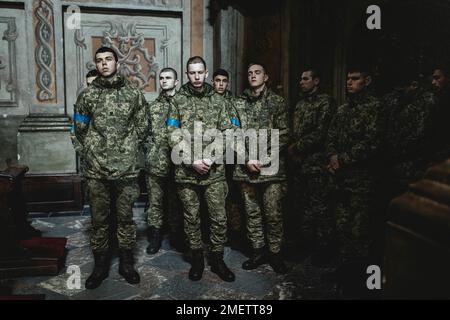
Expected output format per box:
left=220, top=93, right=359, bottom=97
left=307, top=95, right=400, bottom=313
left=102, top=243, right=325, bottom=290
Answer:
left=85, top=252, right=110, bottom=289
left=269, top=252, right=288, bottom=274
left=118, top=249, right=140, bottom=284
left=242, top=247, right=267, bottom=270
left=210, top=251, right=235, bottom=282
left=146, top=226, right=162, bottom=254
left=188, top=249, right=205, bottom=281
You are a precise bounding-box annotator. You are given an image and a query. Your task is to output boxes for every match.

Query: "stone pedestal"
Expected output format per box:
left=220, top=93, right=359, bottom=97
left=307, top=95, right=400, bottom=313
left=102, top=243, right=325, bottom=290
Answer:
left=17, top=114, right=76, bottom=175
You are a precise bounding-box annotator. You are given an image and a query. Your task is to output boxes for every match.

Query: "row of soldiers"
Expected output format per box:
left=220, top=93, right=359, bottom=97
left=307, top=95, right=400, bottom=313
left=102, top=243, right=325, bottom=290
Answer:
left=72, top=46, right=449, bottom=291
left=289, top=64, right=449, bottom=295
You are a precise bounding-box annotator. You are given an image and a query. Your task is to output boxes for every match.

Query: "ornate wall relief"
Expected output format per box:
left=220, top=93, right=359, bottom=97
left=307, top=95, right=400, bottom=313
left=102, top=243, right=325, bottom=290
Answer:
left=33, top=0, right=57, bottom=103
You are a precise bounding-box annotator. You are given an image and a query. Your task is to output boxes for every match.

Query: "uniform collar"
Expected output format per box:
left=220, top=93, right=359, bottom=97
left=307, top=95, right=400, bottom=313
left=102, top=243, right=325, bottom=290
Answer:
left=156, top=92, right=174, bottom=103
left=242, top=86, right=269, bottom=103
left=347, top=89, right=371, bottom=105
left=182, top=82, right=215, bottom=98
left=92, top=74, right=126, bottom=89
left=299, top=88, right=320, bottom=101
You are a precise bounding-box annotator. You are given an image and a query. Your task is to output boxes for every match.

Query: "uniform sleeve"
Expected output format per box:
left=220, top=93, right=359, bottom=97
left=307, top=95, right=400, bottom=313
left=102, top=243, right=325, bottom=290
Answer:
left=71, top=92, right=92, bottom=155
left=274, top=96, right=289, bottom=151
left=166, top=97, right=182, bottom=148
left=156, top=101, right=171, bottom=160
left=403, top=94, right=439, bottom=159
left=295, top=96, right=335, bottom=155
left=166, top=97, right=192, bottom=166
left=135, top=91, right=151, bottom=149
left=229, top=98, right=248, bottom=164
left=226, top=97, right=242, bottom=130
left=258, top=96, right=289, bottom=167
left=217, top=98, right=240, bottom=164
left=326, top=106, right=341, bottom=158
left=338, top=103, right=383, bottom=168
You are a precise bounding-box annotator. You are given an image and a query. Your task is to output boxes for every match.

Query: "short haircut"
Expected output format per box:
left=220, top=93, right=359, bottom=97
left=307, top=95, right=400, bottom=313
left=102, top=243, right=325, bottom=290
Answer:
left=213, top=68, right=229, bottom=79
left=433, top=66, right=449, bottom=77
left=248, top=62, right=268, bottom=74
left=347, top=64, right=371, bottom=77
left=86, top=69, right=99, bottom=78
left=186, top=56, right=206, bottom=70
left=95, top=46, right=118, bottom=62
left=160, top=67, right=178, bottom=80
left=302, top=67, right=320, bottom=79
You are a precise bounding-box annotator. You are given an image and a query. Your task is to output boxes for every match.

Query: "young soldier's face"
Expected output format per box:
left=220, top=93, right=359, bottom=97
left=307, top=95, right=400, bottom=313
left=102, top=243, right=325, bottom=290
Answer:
left=300, top=71, right=319, bottom=93
left=186, top=63, right=208, bottom=89
left=95, top=52, right=118, bottom=78
left=346, top=72, right=371, bottom=94
left=248, top=65, right=268, bottom=89
left=213, top=75, right=229, bottom=94
left=159, top=71, right=178, bottom=91
left=432, top=69, right=447, bottom=90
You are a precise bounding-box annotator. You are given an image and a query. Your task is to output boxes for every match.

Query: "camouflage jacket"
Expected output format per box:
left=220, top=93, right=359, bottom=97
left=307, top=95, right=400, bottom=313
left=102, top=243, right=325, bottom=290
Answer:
left=222, top=90, right=235, bottom=102
left=233, top=87, right=289, bottom=183
left=384, top=88, right=438, bottom=181
left=167, top=83, right=239, bottom=185
left=145, top=93, right=174, bottom=177
left=72, top=75, right=149, bottom=180
left=326, top=91, right=383, bottom=191
left=292, top=91, right=335, bottom=175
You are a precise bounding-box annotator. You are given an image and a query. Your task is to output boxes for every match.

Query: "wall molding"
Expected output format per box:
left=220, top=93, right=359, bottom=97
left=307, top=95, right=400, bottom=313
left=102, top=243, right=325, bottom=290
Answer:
left=0, top=16, right=18, bottom=107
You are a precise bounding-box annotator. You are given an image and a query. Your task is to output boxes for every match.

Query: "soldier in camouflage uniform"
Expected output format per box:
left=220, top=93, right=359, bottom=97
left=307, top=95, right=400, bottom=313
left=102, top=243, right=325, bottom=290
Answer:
left=72, top=47, right=149, bottom=289
left=326, top=67, right=383, bottom=272
left=288, top=68, right=336, bottom=266
left=384, top=72, right=439, bottom=198
left=212, top=69, right=243, bottom=247
left=145, top=67, right=181, bottom=254
left=233, top=63, right=289, bottom=274
left=167, top=56, right=239, bottom=282
left=431, top=67, right=450, bottom=162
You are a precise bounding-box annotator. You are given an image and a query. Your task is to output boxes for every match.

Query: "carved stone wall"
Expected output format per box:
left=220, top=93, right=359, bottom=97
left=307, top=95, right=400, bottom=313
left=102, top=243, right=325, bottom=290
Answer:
left=0, top=5, right=29, bottom=115
left=64, top=11, right=182, bottom=114
left=0, top=0, right=212, bottom=177
left=0, top=17, right=18, bottom=107
left=65, top=0, right=182, bottom=9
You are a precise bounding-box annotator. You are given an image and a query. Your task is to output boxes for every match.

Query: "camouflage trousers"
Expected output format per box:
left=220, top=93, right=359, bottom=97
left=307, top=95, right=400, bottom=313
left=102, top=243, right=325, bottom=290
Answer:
left=145, top=173, right=183, bottom=234
left=333, top=187, right=373, bottom=261
left=240, top=181, right=287, bottom=254
left=177, top=181, right=228, bottom=252
left=86, top=178, right=139, bottom=252
left=225, top=165, right=242, bottom=233
left=145, top=174, right=165, bottom=229
left=295, top=173, right=334, bottom=250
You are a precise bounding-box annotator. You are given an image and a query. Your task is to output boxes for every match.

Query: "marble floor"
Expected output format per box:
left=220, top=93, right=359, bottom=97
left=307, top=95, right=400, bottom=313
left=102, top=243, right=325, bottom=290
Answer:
left=0, top=204, right=338, bottom=300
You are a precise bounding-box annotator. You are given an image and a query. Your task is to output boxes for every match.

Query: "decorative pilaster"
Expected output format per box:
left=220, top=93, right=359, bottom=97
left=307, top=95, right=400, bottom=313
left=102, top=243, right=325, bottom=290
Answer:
left=33, top=0, right=57, bottom=103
